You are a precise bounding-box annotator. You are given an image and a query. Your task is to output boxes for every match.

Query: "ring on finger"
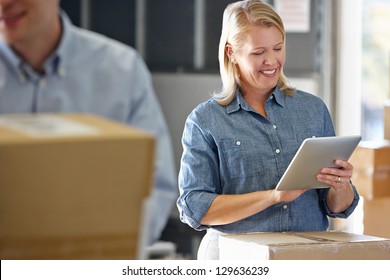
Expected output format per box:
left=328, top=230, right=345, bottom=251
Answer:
left=336, top=176, right=341, bottom=183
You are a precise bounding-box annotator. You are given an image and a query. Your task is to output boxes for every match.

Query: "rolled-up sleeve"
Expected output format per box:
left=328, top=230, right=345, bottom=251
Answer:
left=318, top=181, right=360, bottom=218
left=177, top=110, right=220, bottom=231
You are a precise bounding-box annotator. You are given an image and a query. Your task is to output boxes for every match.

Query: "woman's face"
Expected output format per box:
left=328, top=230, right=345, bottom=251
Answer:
left=232, top=24, right=286, bottom=96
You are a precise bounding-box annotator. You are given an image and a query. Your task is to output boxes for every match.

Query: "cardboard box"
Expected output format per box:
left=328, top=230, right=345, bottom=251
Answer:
left=363, top=197, right=390, bottom=238
left=349, top=140, right=390, bottom=200
left=219, top=231, right=390, bottom=260
left=385, top=102, right=390, bottom=140
left=0, top=113, right=155, bottom=259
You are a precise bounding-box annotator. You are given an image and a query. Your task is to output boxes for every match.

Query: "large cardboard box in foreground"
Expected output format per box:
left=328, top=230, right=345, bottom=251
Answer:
left=219, top=231, right=390, bottom=260
left=0, top=114, right=155, bottom=259
left=349, top=140, right=390, bottom=200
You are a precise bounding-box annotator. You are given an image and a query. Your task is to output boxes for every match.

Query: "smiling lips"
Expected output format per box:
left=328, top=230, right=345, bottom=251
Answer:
left=260, top=68, right=277, bottom=76
left=0, top=11, right=25, bottom=26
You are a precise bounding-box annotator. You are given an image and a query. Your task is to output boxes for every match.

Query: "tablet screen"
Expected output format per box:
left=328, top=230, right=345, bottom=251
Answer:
left=275, top=135, right=362, bottom=191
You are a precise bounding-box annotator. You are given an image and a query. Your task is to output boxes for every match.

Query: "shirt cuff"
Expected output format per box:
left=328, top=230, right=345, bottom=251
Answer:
left=178, top=191, right=218, bottom=231
left=323, top=181, right=360, bottom=218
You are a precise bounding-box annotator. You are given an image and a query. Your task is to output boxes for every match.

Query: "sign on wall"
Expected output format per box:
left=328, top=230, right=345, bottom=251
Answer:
left=274, top=0, right=311, bottom=33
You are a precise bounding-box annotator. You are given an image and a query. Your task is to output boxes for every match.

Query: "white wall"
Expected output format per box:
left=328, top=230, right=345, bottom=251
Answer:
left=153, top=73, right=222, bottom=173
left=334, top=0, right=362, bottom=136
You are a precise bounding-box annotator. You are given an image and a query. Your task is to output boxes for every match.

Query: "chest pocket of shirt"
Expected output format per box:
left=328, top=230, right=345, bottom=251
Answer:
left=219, top=138, right=264, bottom=181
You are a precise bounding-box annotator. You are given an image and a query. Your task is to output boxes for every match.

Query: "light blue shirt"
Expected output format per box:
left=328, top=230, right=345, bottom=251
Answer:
left=177, top=87, right=359, bottom=235
left=0, top=13, right=177, bottom=245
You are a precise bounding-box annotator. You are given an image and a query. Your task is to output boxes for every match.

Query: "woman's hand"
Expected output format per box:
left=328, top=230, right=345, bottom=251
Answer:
left=316, top=159, right=355, bottom=213
left=316, top=159, right=353, bottom=189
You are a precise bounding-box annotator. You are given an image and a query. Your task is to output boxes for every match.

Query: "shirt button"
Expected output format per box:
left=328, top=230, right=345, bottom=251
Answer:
left=59, top=67, right=66, bottom=77
left=39, top=79, right=46, bottom=89
left=275, top=148, right=281, bottom=154
left=283, top=204, right=288, bottom=210
left=236, top=141, right=241, bottom=146
left=273, top=125, right=277, bottom=129
left=18, top=73, right=26, bottom=83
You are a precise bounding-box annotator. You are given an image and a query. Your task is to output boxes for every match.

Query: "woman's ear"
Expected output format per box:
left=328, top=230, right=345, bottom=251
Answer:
left=226, top=44, right=237, bottom=64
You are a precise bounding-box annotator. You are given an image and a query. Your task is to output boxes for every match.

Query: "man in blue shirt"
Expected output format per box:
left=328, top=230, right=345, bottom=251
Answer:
left=0, top=0, right=177, bottom=246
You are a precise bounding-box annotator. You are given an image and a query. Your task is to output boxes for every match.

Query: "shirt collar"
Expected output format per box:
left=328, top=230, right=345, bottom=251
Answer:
left=54, top=10, right=75, bottom=77
left=226, top=85, right=286, bottom=114
left=272, top=86, right=286, bottom=107
left=0, top=36, right=25, bottom=82
left=0, top=10, right=72, bottom=82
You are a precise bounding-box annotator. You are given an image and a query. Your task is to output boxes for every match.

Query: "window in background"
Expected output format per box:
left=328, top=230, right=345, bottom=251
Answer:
left=140, top=0, right=233, bottom=73
left=89, top=0, right=136, bottom=47
left=143, top=0, right=195, bottom=72
left=361, top=0, right=390, bottom=140
left=60, top=0, right=136, bottom=47
left=60, top=0, right=323, bottom=78
left=60, top=0, right=81, bottom=26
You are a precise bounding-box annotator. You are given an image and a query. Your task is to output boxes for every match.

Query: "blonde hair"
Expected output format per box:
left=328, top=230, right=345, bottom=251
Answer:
left=213, top=0, right=295, bottom=106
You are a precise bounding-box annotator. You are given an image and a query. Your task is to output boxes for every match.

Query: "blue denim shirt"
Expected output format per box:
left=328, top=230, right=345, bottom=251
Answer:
left=177, top=86, right=359, bottom=234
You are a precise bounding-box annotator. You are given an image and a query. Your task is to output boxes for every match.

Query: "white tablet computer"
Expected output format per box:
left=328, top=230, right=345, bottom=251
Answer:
left=275, top=135, right=362, bottom=191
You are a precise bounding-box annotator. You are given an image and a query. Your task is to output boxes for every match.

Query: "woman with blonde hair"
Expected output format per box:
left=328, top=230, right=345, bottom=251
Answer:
left=177, top=0, right=359, bottom=260
left=215, top=0, right=294, bottom=106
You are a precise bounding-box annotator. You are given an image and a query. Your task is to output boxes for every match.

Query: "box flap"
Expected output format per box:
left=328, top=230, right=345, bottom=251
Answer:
left=0, top=113, right=153, bottom=144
